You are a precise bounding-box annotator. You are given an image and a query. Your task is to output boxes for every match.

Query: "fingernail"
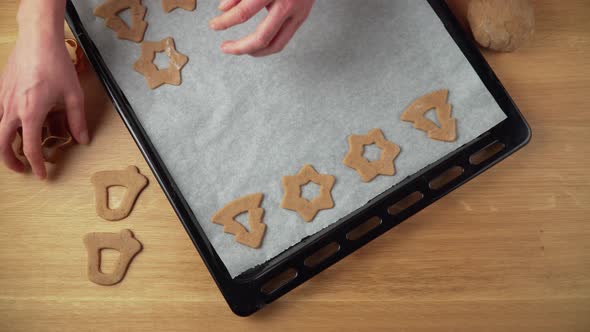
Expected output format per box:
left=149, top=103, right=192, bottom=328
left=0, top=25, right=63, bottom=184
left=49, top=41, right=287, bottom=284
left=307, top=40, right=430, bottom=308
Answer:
left=219, top=0, right=231, bottom=10
left=209, top=20, right=218, bottom=30
left=80, top=130, right=89, bottom=145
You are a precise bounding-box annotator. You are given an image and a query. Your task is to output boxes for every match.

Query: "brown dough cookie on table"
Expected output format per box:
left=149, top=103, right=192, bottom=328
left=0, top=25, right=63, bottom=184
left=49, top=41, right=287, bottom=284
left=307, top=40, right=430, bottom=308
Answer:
left=91, top=166, right=149, bottom=221
left=343, top=128, right=401, bottom=182
left=94, top=0, right=148, bottom=43
left=211, top=193, right=267, bottom=249
left=467, top=0, right=535, bottom=52
left=162, top=0, right=197, bottom=13
left=84, top=229, right=142, bottom=286
left=281, top=164, right=336, bottom=222
left=134, top=37, right=189, bottom=89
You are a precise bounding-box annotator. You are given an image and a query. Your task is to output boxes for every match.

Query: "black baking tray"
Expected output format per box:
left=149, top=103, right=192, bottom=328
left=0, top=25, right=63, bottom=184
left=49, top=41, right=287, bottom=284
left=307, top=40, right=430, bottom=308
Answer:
left=66, top=0, right=531, bottom=316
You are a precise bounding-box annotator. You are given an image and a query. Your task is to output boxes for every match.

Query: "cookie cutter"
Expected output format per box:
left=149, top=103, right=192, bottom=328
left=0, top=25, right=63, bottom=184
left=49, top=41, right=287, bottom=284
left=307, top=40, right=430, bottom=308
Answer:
left=401, top=89, right=457, bottom=142
left=281, top=164, right=336, bottom=222
left=13, top=112, right=74, bottom=164
left=343, top=128, right=401, bottom=182
left=93, top=0, right=148, bottom=43
left=91, top=166, right=149, bottom=221
left=83, top=229, right=142, bottom=286
left=211, top=193, right=267, bottom=249
left=65, top=38, right=86, bottom=72
left=133, top=37, right=189, bottom=89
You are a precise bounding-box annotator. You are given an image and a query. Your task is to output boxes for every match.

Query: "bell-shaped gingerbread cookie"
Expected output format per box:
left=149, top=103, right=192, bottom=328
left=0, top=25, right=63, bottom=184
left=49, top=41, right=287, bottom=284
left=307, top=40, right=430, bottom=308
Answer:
left=91, top=166, right=148, bottom=221
left=83, top=229, right=142, bottom=286
left=211, top=193, right=266, bottom=248
left=94, top=0, right=148, bottom=43
left=401, top=89, right=457, bottom=142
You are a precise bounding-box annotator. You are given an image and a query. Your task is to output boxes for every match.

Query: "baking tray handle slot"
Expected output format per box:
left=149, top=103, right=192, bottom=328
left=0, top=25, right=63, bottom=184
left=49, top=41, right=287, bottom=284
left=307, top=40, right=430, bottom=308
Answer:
left=260, top=268, right=298, bottom=296
left=469, top=141, right=506, bottom=165
left=304, top=242, right=341, bottom=268
left=346, top=217, right=383, bottom=241
left=429, top=166, right=465, bottom=190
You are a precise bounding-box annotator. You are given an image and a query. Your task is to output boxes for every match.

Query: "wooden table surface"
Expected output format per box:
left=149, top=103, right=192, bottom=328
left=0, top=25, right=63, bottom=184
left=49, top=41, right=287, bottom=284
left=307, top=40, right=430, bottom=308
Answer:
left=1, top=1, right=589, bottom=331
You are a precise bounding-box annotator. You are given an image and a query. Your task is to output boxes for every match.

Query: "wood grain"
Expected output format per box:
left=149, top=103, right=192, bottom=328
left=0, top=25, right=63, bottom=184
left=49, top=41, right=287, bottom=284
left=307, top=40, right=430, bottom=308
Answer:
left=1, top=1, right=589, bottom=331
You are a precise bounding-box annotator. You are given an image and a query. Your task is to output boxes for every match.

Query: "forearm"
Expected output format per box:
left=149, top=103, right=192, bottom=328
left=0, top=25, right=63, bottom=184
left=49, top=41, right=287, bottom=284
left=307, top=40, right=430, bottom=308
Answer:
left=17, top=0, right=67, bottom=43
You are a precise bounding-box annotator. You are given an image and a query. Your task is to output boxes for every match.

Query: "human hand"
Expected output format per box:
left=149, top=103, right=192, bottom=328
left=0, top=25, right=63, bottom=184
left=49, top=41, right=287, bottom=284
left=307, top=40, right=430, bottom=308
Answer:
left=0, top=1, right=88, bottom=179
left=209, top=0, right=315, bottom=56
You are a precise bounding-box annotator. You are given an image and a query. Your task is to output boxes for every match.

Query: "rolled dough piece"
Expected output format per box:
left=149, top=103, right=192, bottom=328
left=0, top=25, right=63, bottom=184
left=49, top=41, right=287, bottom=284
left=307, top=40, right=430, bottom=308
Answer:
left=467, top=0, right=535, bottom=52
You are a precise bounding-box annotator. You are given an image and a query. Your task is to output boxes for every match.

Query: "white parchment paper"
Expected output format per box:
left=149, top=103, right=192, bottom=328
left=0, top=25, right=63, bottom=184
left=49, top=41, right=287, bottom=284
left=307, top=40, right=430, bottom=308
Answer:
left=71, top=0, right=507, bottom=277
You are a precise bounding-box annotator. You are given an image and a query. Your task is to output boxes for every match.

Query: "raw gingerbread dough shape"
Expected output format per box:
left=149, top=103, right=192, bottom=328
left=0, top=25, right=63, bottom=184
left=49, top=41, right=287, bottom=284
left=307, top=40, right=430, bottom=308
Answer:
left=91, top=166, right=149, bottom=221
left=343, top=128, right=401, bottom=182
left=281, top=164, right=336, bottom=222
left=401, top=89, right=457, bottom=142
left=94, top=0, right=148, bottom=43
left=133, top=37, right=189, bottom=89
left=162, top=0, right=197, bottom=13
left=83, top=229, right=142, bottom=286
left=13, top=112, right=74, bottom=164
left=211, top=193, right=266, bottom=249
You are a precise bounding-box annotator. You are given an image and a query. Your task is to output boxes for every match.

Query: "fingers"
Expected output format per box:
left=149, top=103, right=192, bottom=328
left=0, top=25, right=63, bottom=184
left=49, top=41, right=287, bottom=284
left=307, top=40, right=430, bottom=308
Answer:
left=0, top=116, right=25, bottom=173
left=209, top=0, right=271, bottom=30
left=0, top=76, right=4, bottom=121
left=219, top=0, right=241, bottom=11
left=64, top=88, right=89, bottom=145
left=21, top=112, right=46, bottom=179
left=220, top=2, right=290, bottom=55
left=251, top=16, right=303, bottom=57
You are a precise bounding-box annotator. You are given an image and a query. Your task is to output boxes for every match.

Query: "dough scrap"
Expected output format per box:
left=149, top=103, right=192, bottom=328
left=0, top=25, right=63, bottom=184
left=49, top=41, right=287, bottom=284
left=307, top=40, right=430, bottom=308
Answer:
left=91, top=166, right=149, bottom=221
left=83, top=229, right=142, bottom=286
left=343, top=128, right=401, bottom=182
left=401, top=89, right=457, bottom=142
left=468, top=0, right=535, bottom=52
left=94, top=0, right=148, bottom=43
left=211, top=193, right=266, bottom=249
left=281, top=164, right=336, bottom=222
left=162, top=0, right=197, bottom=13
left=133, top=37, right=189, bottom=89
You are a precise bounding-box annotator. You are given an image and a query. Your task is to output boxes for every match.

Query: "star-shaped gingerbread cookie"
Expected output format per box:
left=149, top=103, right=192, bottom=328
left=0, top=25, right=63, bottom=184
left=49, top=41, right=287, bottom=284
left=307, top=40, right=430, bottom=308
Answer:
left=133, top=37, right=189, bottom=89
left=343, top=128, right=401, bottom=182
left=281, top=164, right=336, bottom=222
